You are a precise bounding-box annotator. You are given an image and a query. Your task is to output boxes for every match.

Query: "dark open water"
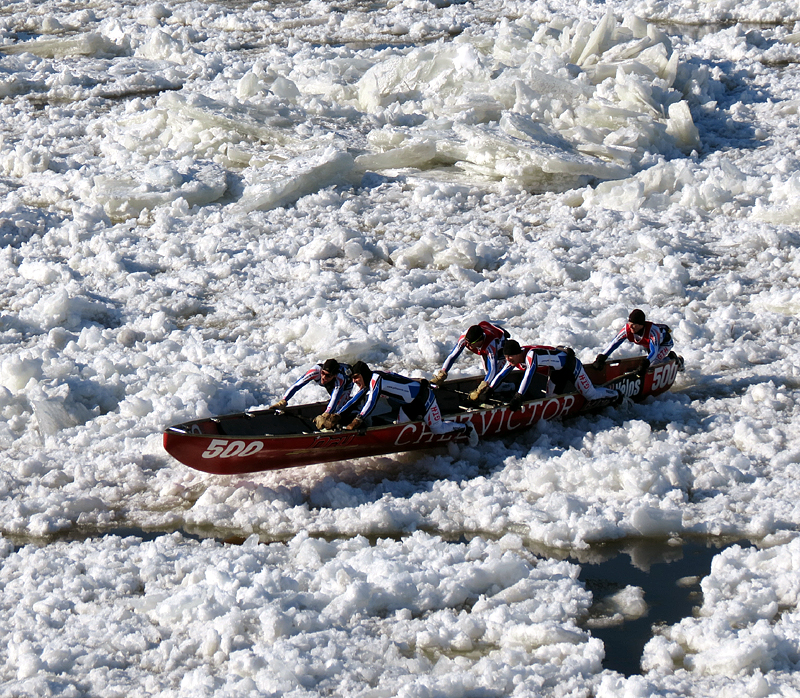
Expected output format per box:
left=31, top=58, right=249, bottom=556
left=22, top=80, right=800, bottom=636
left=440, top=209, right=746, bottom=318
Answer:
left=575, top=538, right=752, bottom=676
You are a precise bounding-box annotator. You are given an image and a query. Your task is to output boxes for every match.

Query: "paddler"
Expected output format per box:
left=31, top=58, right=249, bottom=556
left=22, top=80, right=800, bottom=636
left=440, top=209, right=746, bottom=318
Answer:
left=430, top=321, right=513, bottom=402
left=591, top=309, right=682, bottom=377
left=485, top=340, right=620, bottom=409
left=331, top=361, right=478, bottom=445
left=269, top=358, right=354, bottom=430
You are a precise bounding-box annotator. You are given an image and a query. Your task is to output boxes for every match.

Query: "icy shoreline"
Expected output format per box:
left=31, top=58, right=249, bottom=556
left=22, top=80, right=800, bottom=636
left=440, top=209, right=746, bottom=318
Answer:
left=3, top=0, right=800, bottom=694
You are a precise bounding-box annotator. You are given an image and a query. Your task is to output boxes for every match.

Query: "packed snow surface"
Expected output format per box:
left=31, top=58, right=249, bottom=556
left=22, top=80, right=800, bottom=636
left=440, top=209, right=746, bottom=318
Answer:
left=2, top=0, right=800, bottom=695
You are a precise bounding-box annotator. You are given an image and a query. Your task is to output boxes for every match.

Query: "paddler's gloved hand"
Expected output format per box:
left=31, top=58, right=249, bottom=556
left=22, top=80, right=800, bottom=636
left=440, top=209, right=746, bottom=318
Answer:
left=314, top=413, right=339, bottom=430
left=269, top=398, right=288, bottom=411
left=345, top=416, right=364, bottom=431
left=591, top=354, right=606, bottom=370
left=469, top=381, right=491, bottom=402
left=638, top=358, right=650, bottom=381
left=508, top=393, right=523, bottom=411
left=431, top=369, right=447, bottom=386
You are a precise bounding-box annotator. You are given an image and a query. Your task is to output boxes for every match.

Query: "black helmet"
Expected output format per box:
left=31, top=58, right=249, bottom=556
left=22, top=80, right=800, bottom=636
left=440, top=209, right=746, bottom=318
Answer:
left=628, top=308, right=646, bottom=324
left=504, top=339, right=522, bottom=355
left=352, top=360, right=372, bottom=382
left=321, top=358, right=340, bottom=374
left=465, top=325, right=485, bottom=344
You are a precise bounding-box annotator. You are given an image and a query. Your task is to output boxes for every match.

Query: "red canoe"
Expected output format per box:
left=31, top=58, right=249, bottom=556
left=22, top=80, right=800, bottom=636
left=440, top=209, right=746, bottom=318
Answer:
left=163, top=355, right=682, bottom=475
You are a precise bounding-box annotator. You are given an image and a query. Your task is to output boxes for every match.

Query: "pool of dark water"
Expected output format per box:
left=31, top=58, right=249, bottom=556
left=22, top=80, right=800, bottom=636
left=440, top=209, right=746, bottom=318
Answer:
left=574, top=538, right=752, bottom=676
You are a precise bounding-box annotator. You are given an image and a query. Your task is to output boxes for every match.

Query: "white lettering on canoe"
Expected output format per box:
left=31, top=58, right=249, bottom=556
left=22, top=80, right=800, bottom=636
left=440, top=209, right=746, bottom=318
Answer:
left=396, top=424, right=419, bottom=446
left=542, top=398, right=563, bottom=420
left=393, top=395, right=578, bottom=447
left=651, top=362, right=678, bottom=391
left=201, top=439, right=264, bottom=459
left=239, top=442, right=265, bottom=457
left=617, top=376, right=641, bottom=397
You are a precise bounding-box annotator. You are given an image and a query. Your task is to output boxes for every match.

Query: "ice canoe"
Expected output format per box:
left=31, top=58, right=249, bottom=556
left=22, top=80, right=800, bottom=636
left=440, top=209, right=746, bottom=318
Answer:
left=163, top=355, right=682, bottom=475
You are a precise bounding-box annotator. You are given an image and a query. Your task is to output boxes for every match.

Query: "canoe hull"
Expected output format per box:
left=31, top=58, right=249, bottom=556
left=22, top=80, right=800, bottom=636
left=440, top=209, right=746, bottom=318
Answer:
left=163, top=356, right=682, bottom=475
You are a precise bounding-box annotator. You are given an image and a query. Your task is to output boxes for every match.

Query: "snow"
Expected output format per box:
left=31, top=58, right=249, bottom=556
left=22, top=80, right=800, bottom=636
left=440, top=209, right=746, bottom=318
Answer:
left=1, top=0, right=800, bottom=694
left=1, top=532, right=597, bottom=696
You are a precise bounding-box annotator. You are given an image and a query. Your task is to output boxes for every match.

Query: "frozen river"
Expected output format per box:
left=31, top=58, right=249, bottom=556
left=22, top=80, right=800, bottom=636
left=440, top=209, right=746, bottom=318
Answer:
left=2, top=0, right=800, bottom=695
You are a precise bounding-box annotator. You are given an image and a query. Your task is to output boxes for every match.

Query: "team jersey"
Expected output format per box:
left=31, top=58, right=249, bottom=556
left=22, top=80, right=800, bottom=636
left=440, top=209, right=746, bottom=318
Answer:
left=339, top=371, right=428, bottom=419
left=488, top=345, right=569, bottom=395
left=490, top=345, right=618, bottom=402
left=601, top=321, right=672, bottom=363
left=440, top=321, right=509, bottom=382
left=282, top=363, right=353, bottom=414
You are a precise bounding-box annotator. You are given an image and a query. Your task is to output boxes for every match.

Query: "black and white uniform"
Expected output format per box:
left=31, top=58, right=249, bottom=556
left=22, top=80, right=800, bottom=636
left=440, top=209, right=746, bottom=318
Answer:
left=282, top=363, right=353, bottom=414
left=339, top=371, right=464, bottom=435
left=489, top=346, right=618, bottom=401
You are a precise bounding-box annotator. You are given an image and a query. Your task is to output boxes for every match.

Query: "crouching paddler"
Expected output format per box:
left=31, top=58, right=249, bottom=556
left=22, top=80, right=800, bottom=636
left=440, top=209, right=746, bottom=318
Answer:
left=485, top=340, right=620, bottom=409
left=270, top=358, right=354, bottom=430
left=330, top=361, right=478, bottom=446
